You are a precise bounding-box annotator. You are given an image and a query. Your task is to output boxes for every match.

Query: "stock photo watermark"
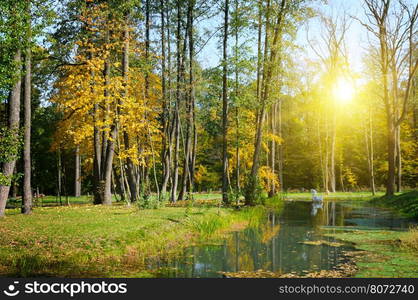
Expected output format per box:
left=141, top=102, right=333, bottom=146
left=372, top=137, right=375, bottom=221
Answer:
left=2, top=281, right=127, bottom=297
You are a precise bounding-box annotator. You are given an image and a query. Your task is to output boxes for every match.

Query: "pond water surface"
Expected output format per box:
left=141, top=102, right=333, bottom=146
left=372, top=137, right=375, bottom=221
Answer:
left=152, top=200, right=413, bottom=278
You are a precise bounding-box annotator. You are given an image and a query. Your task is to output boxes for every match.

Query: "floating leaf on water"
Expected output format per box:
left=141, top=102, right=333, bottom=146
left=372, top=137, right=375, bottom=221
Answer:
left=298, top=240, right=345, bottom=247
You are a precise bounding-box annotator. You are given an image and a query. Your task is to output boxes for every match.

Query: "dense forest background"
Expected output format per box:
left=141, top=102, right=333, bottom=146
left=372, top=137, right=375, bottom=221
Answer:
left=0, top=0, right=417, bottom=216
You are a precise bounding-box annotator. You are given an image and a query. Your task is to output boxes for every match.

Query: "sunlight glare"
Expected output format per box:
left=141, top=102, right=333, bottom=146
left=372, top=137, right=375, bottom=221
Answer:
left=332, top=78, right=354, bottom=104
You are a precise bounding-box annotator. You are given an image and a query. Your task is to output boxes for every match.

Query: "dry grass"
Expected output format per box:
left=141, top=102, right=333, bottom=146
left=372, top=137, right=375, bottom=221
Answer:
left=399, top=227, right=418, bottom=252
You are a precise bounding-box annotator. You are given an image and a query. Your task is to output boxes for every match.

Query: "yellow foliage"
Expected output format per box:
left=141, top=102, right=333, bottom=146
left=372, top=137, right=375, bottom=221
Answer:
left=195, top=165, right=208, bottom=185
left=258, top=166, right=280, bottom=193
left=264, top=133, right=283, bottom=145
left=343, top=167, right=358, bottom=189
left=51, top=2, right=162, bottom=169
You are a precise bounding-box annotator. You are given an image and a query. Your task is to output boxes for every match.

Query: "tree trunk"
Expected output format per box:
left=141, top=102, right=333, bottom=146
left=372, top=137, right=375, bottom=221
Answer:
left=188, top=0, right=196, bottom=198
left=100, top=81, right=109, bottom=179
left=256, top=0, right=262, bottom=105
left=57, top=148, right=62, bottom=205
left=178, top=1, right=193, bottom=201
left=395, top=124, right=401, bottom=193
left=324, top=111, right=330, bottom=194
left=234, top=0, right=240, bottom=193
left=102, top=130, right=115, bottom=205
left=170, top=0, right=182, bottom=203
left=278, top=99, right=283, bottom=191
left=160, top=0, right=170, bottom=199
left=368, top=101, right=376, bottom=195
left=364, top=108, right=376, bottom=195
left=317, top=116, right=325, bottom=193
left=190, top=102, right=197, bottom=195
left=62, top=164, right=69, bottom=206
left=268, top=102, right=277, bottom=197
left=100, top=25, right=115, bottom=206
left=11, top=168, right=17, bottom=199
left=235, top=106, right=240, bottom=192
left=117, top=128, right=128, bottom=202
left=166, top=6, right=174, bottom=201
left=329, top=112, right=336, bottom=193
left=74, top=146, right=81, bottom=197
left=22, top=16, right=32, bottom=214
left=222, top=0, right=230, bottom=205
left=0, top=49, right=21, bottom=217
left=339, top=149, right=345, bottom=192
left=369, top=119, right=376, bottom=195
left=145, top=0, right=150, bottom=96
left=92, top=63, right=102, bottom=204
left=121, top=19, right=137, bottom=203
left=387, top=119, right=396, bottom=196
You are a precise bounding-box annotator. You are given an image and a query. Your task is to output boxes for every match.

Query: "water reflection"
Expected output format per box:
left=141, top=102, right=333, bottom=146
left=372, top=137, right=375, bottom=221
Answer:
left=155, top=200, right=412, bottom=278
left=311, top=201, right=323, bottom=216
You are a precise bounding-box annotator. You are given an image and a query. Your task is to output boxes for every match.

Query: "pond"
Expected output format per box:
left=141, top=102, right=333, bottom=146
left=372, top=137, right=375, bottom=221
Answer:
left=152, top=200, right=413, bottom=278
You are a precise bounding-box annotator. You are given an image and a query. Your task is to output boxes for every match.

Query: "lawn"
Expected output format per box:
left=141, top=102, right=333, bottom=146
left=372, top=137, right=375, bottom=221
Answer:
left=7, top=191, right=400, bottom=208
left=0, top=201, right=260, bottom=277
left=1, top=191, right=416, bottom=278
left=6, top=193, right=223, bottom=208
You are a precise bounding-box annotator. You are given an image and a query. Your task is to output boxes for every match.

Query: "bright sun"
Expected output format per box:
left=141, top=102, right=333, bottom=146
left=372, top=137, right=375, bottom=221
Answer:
left=332, top=78, right=354, bottom=104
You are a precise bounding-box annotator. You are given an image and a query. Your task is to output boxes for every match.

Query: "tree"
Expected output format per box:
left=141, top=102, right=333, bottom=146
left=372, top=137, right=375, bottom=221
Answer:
left=222, top=0, right=230, bottom=205
left=361, top=0, right=418, bottom=196
left=22, top=0, right=33, bottom=214
left=246, top=0, right=287, bottom=205
left=0, top=0, right=28, bottom=217
left=0, top=50, right=21, bottom=217
left=307, top=12, right=350, bottom=193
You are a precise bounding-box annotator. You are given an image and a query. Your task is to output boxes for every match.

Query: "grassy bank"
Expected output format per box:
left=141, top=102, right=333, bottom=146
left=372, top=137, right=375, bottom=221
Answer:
left=0, top=202, right=264, bottom=277
left=371, top=191, right=418, bottom=219
left=325, top=228, right=418, bottom=277
left=285, top=191, right=386, bottom=201
left=322, top=191, right=418, bottom=277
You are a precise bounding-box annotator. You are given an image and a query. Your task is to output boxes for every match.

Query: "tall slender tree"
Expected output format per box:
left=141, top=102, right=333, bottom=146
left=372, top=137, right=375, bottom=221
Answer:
left=22, top=0, right=32, bottom=214
left=222, top=0, right=230, bottom=205
left=0, top=50, right=21, bottom=217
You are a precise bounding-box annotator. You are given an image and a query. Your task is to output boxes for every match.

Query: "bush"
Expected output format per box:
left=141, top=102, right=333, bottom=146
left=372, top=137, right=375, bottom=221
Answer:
left=243, top=176, right=264, bottom=206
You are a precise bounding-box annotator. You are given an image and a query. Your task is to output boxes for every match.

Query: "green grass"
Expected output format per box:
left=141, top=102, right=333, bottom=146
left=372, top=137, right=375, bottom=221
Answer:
left=7, top=195, right=94, bottom=207
left=371, top=191, right=418, bottom=219
left=0, top=200, right=261, bottom=277
left=324, top=228, right=418, bottom=277
left=8, top=193, right=223, bottom=208
left=4, top=191, right=415, bottom=278
left=321, top=191, right=418, bottom=277
left=284, top=191, right=386, bottom=201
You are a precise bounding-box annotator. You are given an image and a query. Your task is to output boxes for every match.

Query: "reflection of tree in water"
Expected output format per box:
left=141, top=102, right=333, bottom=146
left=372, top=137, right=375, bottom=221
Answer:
left=161, top=201, right=358, bottom=277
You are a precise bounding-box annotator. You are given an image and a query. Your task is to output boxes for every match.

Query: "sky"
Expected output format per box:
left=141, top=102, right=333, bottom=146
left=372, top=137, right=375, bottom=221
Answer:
left=196, top=0, right=370, bottom=73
